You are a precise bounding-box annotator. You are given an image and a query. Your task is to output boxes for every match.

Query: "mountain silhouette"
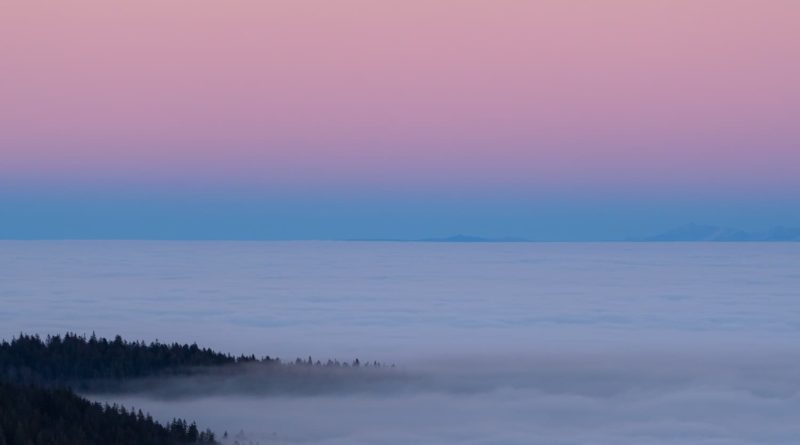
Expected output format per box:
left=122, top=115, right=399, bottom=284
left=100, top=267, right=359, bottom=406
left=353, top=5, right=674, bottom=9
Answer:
left=638, top=224, right=800, bottom=242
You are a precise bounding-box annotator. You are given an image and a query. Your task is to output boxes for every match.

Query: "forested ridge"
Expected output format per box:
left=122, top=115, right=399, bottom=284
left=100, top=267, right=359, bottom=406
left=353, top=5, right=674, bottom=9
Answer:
left=0, top=333, right=232, bottom=445
left=0, top=381, right=215, bottom=445
left=1, top=333, right=386, bottom=387
left=0, top=333, right=240, bottom=385
left=0, top=333, right=388, bottom=444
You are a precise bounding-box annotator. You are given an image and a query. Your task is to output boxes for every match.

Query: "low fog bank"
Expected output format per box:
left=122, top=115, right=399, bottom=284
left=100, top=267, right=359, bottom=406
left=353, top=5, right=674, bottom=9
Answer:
left=84, top=361, right=415, bottom=398
left=89, top=349, right=800, bottom=444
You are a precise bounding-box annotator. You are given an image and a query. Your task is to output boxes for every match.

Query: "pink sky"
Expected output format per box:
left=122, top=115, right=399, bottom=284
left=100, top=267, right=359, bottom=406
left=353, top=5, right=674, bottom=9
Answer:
left=2, top=0, right=799, bottom=194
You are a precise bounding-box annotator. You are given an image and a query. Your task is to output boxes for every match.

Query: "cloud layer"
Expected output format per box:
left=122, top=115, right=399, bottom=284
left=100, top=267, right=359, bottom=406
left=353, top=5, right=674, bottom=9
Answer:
left=5, top=241, right=800, bottom=443
left=93, top=351, right=800, bottom=444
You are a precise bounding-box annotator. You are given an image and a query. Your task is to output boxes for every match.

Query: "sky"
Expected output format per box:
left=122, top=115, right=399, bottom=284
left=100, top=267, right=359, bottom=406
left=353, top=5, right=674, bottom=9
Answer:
left=1, top=0, right=799, bottom=240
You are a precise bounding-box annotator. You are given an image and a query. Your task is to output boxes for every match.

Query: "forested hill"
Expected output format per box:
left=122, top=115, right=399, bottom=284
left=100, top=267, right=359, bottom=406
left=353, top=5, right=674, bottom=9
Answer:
left=1, top=333, right=385, bottom=388
left=0, top=333, right=385, bottom=444
left=0, top=333, right=254, bottom=385
left=0, top=334, right=236, bottom=445
left=0, top=381, right=215, bottom=445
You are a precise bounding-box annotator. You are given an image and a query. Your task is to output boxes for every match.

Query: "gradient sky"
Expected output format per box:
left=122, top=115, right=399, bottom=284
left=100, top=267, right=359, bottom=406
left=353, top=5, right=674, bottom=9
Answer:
left=2, top=0, right=799, bottom=240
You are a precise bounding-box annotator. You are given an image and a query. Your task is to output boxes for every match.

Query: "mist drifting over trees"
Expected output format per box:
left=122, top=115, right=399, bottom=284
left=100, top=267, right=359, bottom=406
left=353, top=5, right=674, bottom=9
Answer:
left=0, top=333, right=396, bottom=445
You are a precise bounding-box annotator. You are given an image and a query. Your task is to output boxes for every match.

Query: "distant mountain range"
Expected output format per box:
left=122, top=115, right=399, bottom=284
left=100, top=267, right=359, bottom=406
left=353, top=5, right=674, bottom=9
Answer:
left=636, top=224, right=800, bottom=242
left=349, top=226, right=800, bottom=243
left=348, top=234, right=531, bottom=243
left=417, top=234, right=530, bottom=243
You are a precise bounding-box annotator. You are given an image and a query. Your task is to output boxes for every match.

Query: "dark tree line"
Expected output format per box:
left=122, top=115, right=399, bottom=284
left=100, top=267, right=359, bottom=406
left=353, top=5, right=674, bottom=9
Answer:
left=0, top=381, right=215, bottom=445
left=0, top=332, right=390, bottom=444
left=0, top=333, right=388, bottom=388
left=0, top=333, right=239, bottom=385
left=0, top=334, right=231, bottom=445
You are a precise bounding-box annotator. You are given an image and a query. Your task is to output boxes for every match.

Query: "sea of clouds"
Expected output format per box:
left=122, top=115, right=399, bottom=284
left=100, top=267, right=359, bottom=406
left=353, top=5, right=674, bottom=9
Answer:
left=2, top=241, right=800, bottom=443
left=93, top=350, right=800, bottom=444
